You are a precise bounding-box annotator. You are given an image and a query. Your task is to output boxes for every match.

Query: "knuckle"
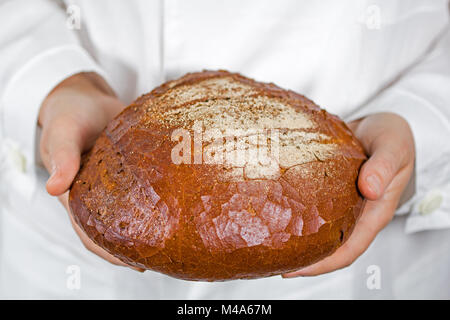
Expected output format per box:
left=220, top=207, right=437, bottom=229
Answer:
left=380, top=112, right=408, bottom=127
left=39, top=136, right=49, bottom=158
left=374, top=155, right=396, bottom=180
left=48, top=115, right=82, bottom=139
left=47, top=115, right=70, bottom=131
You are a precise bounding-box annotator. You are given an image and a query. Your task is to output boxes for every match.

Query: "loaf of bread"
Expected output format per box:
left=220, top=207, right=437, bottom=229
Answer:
left=69, top=70, right=366, bottom=281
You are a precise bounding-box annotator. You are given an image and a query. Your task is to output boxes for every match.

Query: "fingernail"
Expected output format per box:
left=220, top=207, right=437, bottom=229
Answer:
left=366, top=174, right=382, bottom=196
left=48, top=163, right=58, bottom=183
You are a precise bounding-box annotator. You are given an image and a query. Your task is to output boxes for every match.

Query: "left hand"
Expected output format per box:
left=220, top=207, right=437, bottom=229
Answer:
left=283, top=112, right=415, bottom=277
left=38, top=72, right=144, bottom=271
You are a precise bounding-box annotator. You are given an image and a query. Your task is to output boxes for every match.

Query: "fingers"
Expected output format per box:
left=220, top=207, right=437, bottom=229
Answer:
left=38, top=73, right=125, bottom=197
left=38, top=74, right=139, bottom=271
left=70, top=213, right=145, bottom=272
left=282, top=113, right=415, bottom=278
left=40, top=116, right=84, bottom=196
left=43, top=121, right=145, bottom=271
left=358, top=139, right=402, bottom=200
left=351, top=113, right=414, bottom=201
left=283, top=194, right=396, bottom=277
left=59, top=193, right=145, bottom=272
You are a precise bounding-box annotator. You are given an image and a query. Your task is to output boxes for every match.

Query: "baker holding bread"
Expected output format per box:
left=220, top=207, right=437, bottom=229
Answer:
left=1, top=0, right=449, bottom=298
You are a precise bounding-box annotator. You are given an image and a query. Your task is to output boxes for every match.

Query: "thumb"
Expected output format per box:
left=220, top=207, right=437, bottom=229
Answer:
left=41, top=117, right=84, bottom=196
left=358, top=140, right=403, bottom=200
left=352, top=115, right=412, bottom=201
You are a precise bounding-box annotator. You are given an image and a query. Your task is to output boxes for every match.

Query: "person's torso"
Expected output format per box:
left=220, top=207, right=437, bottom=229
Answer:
left=2, top=0, right=450, bottom=299
left=71, top=0, right=448, bottom=118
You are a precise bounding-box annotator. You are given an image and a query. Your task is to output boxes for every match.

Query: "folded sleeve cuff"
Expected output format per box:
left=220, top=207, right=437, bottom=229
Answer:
left=1, top=45, right=108, bottom=198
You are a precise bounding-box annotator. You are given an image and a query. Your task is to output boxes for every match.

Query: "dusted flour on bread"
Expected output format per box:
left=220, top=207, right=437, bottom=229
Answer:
left=69, top=70, right=366, bottom=281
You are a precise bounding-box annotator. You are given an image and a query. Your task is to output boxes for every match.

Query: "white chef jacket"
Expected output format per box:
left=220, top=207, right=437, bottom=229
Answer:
left=0, top=0, right=449, bottom=299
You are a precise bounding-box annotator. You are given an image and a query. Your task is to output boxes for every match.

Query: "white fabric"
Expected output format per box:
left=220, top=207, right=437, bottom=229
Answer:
left=0, top=0, right=449, bottom=299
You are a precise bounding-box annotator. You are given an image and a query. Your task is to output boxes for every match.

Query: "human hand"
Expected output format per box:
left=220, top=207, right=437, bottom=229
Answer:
left=38, top=72, right=142, bottom=270
left=283, top=112, right=415, bottom=277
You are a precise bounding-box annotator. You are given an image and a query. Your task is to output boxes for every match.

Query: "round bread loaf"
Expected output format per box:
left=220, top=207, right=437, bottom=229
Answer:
left=69, top=70, right=366, bottom=281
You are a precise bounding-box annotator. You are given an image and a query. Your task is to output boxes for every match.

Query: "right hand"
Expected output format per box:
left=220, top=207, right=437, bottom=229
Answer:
left=38, top=72, right=142, bottom=271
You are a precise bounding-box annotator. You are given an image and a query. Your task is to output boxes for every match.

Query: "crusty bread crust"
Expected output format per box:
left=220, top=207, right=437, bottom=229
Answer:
left=69, top=70, right=366, bottom=281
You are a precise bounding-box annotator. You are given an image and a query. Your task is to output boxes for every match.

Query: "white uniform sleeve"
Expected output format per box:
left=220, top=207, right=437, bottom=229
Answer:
left=348, top=23, right=450, bottom=233
left=0, top=0, right=107, bottom=200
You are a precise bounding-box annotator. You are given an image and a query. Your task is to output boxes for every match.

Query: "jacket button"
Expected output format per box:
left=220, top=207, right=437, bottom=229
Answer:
left=9, top=147, right=27, bottom=173
left=418, top=189, right=443, bottom=216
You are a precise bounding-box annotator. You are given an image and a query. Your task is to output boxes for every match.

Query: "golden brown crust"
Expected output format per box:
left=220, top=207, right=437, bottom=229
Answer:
left=69, top=70, right=366, bottom=281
